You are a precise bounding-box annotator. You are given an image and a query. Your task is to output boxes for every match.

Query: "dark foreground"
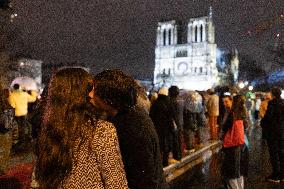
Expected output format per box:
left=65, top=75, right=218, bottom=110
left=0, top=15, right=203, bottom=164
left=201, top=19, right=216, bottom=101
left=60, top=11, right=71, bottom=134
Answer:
left=0, top=126, right=283, bottom=189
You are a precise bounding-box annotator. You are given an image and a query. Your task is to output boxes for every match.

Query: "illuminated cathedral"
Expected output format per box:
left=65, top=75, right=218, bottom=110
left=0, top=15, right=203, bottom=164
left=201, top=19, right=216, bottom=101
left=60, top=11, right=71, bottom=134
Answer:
left=154, top=8, right=218, bottom=90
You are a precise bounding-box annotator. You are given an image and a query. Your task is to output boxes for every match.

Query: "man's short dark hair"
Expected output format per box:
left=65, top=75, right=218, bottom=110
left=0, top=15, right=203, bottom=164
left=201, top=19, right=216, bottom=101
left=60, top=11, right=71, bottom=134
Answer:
left=93, top=69, right=138, bottom=111
left=223, top=95, right=232, bottom=101
left=271, top=87, right=282, bottom=98
left=13, top=83, right=20, bottom=90
left=169, top=85, right=179, bottom=97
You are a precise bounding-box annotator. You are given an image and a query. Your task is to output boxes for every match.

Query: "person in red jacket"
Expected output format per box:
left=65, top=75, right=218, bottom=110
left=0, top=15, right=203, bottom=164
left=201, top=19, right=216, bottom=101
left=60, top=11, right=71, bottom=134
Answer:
left=221, top=95, right=248, bottom=189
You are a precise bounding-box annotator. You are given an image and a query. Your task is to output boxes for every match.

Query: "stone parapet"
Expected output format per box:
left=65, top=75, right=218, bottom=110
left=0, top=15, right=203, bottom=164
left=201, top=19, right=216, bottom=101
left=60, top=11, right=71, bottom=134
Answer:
left=164, top=141, right=222, bottom=183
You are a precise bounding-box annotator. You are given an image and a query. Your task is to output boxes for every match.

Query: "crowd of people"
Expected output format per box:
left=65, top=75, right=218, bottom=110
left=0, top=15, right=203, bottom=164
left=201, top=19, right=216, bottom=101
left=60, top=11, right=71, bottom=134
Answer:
left=0, top=67, right=283, bottom=188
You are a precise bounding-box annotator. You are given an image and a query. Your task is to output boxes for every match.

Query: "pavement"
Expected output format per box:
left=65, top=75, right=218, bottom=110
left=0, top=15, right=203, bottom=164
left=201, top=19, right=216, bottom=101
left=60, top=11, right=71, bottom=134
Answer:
left=0, top=148, right=34, bottom=189
left=169, top=126, right=284, bottom=189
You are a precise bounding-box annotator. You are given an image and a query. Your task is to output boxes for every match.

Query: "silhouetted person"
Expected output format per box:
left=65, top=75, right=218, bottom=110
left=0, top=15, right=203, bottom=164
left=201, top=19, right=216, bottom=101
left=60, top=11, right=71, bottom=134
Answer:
left=93, top=70, right=168, bottom=189
left=261, top=87, right=284, bottom=183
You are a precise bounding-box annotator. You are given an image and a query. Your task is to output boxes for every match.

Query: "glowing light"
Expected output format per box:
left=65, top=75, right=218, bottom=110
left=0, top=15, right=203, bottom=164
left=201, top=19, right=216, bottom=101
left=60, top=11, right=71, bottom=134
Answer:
left=239, top=82, right=245, bottom=89
left=20, top=62, right=25, bottom=66
left=248, top=86, right=253, bottom=91
left=10, top=14, right=18, bottom=22
left=277, top=33, right=280, bottom=37
left=224, top=92, right=231, bottom=96
left=244, top=81, right=249, bottom=86
left=10, top=13, right=18, bottom=18
left=281, top=90, right=284, bottom=99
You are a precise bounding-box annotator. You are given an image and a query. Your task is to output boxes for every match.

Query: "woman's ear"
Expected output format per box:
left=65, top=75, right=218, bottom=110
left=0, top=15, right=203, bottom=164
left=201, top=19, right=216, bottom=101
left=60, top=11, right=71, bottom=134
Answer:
left=88, top=87, right=94, bottom=99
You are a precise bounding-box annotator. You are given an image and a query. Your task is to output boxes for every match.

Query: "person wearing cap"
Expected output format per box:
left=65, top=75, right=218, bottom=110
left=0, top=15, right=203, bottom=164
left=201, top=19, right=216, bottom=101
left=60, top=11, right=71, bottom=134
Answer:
left=150, top=87, right=179, bottom=166
left=261, top=87, right=284, bottom=183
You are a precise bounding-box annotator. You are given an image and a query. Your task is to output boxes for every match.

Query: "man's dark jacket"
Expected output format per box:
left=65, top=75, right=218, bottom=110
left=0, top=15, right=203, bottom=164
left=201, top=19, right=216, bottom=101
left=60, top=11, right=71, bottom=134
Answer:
left=112, top=106, right=169, bottom=189
left=261, top=98, right=284, bottom=140
left=149, top=95, right=175, bottom=154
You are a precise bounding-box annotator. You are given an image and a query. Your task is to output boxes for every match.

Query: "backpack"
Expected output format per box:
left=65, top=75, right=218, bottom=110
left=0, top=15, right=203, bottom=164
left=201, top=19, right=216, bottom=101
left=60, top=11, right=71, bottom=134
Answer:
left=0, top=108, right=17, bottom=133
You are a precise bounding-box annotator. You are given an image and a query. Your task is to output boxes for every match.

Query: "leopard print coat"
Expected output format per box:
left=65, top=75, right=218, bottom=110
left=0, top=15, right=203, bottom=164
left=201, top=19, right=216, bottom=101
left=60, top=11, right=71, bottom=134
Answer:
left=60, top=120, right=129, bottom=189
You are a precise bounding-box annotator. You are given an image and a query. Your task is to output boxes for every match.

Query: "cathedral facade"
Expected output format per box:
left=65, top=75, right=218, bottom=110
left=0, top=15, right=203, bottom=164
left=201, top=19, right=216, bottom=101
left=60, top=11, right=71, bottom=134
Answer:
left=154, top=11, right=218, bottom=91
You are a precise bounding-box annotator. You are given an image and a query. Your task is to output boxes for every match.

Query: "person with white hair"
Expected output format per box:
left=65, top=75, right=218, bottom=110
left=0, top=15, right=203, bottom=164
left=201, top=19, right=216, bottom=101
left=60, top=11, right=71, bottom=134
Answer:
left=150, top=87, right=179, bottom=166
left=149, top=91, right=158, bottom=106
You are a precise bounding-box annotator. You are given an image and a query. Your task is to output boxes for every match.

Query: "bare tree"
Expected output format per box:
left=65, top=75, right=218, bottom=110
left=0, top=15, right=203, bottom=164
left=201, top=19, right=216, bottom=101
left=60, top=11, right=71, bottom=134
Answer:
left=238, top=54, right=266, bottom=82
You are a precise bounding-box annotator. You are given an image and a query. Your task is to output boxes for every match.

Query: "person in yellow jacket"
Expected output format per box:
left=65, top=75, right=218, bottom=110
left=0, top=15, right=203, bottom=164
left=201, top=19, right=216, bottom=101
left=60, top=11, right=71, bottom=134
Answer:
left=259, top=92, right=272, bottom=140
left=259, top=93, right=272, bottom=119
left=8, top=83, right=38, bottom=152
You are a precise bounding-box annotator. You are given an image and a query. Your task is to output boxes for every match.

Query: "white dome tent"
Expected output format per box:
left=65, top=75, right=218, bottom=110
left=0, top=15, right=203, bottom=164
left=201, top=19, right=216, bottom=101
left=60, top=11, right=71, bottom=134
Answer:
left=10, top=76, right=39, bottom=91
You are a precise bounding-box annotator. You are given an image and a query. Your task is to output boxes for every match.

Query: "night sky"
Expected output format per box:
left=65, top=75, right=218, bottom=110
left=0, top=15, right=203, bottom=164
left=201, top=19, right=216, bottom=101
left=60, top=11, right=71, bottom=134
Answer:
left=8, top=0, right=284, bottom=80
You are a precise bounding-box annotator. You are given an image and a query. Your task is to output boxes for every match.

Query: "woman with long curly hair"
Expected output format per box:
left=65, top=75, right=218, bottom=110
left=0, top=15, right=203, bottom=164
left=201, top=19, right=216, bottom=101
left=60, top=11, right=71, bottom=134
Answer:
left=35, top=67, right=128, bottom=189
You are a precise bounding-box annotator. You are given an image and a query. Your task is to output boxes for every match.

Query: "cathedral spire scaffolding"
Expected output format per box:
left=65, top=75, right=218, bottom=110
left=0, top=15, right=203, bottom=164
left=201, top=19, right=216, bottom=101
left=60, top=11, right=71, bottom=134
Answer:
left=209, top=6, right=213, bottom=19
